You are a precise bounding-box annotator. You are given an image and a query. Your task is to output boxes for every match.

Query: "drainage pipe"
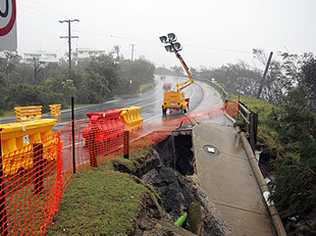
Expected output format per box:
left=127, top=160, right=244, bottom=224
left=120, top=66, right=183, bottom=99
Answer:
left=240, top=132, right=287, bottom=236
left=175, top=212, right=188, bottom=227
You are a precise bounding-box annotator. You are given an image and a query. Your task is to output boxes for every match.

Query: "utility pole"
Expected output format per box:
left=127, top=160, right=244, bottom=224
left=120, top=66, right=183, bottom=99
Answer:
left=59, top=19, right=80, bottom=74
left=256, top=51, right=273, bottom=99
left=59, top=19, right=79, bottom=176
left=114, top=45, right=120, bottom=61
left=33, top=57, right=39, bottom=82
left=130, top=43, right=135, bottom=61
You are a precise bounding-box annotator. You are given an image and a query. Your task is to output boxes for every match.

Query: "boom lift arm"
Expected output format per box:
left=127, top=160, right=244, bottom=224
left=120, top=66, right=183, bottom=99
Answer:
left=174, top=51, right=193, bottom=92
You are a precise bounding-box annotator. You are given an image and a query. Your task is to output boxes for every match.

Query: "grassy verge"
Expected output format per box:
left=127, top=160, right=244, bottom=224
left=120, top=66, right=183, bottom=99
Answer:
left=139, top=82, right=155, bottom=93
left=47, top=150, right=158, bottom=235
left=0, top=111, right=14, bottom=118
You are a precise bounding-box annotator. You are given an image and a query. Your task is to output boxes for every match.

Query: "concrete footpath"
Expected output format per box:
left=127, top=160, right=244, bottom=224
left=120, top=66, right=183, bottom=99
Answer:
left=193, top=122, right=275, bottom=236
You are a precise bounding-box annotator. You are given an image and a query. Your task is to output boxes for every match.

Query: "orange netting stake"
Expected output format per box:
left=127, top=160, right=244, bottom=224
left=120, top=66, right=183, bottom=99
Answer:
left=0, top=128, right=8, bottom=235
left=123, top=130, right=130, bottom=159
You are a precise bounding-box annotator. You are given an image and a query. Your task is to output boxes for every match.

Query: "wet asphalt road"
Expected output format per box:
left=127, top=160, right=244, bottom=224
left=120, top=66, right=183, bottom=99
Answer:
left=57, top=75, right=228, bottom=170
left=61, top=75, right=205, bottom=123
left=0, top=75, right=227, bottom=126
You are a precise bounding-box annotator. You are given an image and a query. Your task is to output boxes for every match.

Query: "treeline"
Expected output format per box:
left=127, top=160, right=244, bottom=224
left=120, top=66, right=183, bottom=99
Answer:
left=267, top=55, right=316, bottom=232
left=0, top=52, right=155, bottom=113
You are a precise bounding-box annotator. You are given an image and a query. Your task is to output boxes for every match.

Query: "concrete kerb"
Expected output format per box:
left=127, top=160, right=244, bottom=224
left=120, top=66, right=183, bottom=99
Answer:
left=195, top=78, right=228, bottom=101
left=239, top=131, right=287, bottom=236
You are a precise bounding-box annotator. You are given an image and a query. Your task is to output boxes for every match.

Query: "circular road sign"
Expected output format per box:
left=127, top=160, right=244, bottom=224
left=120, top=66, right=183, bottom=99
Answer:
left=0, top=0, right=16, bottom=36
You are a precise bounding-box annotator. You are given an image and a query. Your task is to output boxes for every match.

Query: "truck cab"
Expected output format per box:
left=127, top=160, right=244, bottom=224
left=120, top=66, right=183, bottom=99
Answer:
left=162, top=91, right=189, bottom=116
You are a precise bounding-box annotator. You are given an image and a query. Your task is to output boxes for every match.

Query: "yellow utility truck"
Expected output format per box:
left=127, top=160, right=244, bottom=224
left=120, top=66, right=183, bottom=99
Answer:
left=159, top=33, right=194, bottom=117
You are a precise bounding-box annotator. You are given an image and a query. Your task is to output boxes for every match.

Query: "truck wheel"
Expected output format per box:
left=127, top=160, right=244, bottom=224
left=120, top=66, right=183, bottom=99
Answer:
left=162, top=108, right=167, bottom=117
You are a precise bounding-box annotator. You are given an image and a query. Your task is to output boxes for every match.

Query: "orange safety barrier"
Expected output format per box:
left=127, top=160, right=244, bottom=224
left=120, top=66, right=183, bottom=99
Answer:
left=0, top=133, right=63, bottom=235
left=83, top=109, right=125, bottom=142
left=49, top=104, right=62, bottom=119
left=224, top=100, right=240, bottom=118
left=15, top=106, right=42, bottom=122
left=0, top=119, right=57, bottom=176
left=120, top=106, right=143, bottom=131
left=82, top=110, right=125, bottom=164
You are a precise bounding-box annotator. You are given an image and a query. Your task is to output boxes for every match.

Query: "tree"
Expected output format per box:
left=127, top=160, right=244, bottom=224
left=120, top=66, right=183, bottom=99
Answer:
left=170, top=65, right=184, bottom=76
left=270, top=53, right=316, bottom=223
left=197, top=62, right=262, bottom=97
left=0, top=52, right=154, bottom=112
left=86, top=54, right=119, bottom=96
left=300, top=54, right=316, bottom=111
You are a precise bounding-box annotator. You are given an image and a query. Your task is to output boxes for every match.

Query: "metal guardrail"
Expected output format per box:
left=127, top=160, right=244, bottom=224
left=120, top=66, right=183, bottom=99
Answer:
left=195, top=78, right=228, bottom=101
left=238, top=102, right=258, bottom=151
left=223, top=99, right=258, bottom=152
left=208, top=80, right=228, bottom=100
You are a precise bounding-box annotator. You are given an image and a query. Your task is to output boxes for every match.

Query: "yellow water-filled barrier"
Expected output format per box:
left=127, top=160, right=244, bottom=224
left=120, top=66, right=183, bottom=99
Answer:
left=120, top=106, right=143, bottom=131
left=0, top=119, right=57, bottom=176
left=49, top=104, right=62, bottom=119
left=15, top=105, right=42, bottom=122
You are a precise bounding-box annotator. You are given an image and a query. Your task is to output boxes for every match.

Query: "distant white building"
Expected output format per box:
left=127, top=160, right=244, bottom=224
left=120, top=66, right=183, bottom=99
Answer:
left=74, top=48, right=107, bottom=60
left=22, top=51, right=59, bottom=64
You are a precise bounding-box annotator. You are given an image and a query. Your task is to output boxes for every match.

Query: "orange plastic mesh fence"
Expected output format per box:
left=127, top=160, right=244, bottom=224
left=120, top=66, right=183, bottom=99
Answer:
left=0, top=133, right=63, bottom=235
left=60, top=105, right=226, bottom=177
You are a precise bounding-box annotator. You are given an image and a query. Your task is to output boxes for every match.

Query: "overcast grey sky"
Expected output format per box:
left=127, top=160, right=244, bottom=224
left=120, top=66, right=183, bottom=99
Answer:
left=18, top=0, right=316, bottom=68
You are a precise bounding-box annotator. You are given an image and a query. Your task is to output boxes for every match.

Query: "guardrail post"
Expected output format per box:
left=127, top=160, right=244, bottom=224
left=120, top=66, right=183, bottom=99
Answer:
left=33, top=143, right=44, bottom=195
left=87, top=126, right=98, bottom=167
left=123, top=130, right=130, bottom=159
left=248, top=112, right=258, bottom=151
left=0, top=130, right=8, bottom=236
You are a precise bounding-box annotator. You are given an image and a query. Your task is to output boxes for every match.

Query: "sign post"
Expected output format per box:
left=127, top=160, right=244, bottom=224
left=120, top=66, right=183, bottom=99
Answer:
left=0, top=0, right=17, bottom=51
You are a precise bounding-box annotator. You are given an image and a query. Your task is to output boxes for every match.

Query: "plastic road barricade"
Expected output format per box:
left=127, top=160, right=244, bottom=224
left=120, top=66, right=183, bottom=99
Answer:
left=83, top=109, right=125, bottom=159
left=83, top=109, right=125, bottom=142
left=120, top=106, right=143, bottom=131
left=49, top=104, right=62, bottom=119
left=0, top=119, right=57, bottom=176
left=15, top=105, right=42, bottom=122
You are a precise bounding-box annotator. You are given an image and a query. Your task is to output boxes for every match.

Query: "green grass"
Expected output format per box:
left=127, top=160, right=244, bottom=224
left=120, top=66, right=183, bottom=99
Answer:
left=0, top=110, right=14, bottom=118
left=236, top=96, right=274, bottom=123
left=74, top=104, right=92, bottom=108
left=47, top=150, right=159, bottom=236
left=139, top=83, right=155, bottom=93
